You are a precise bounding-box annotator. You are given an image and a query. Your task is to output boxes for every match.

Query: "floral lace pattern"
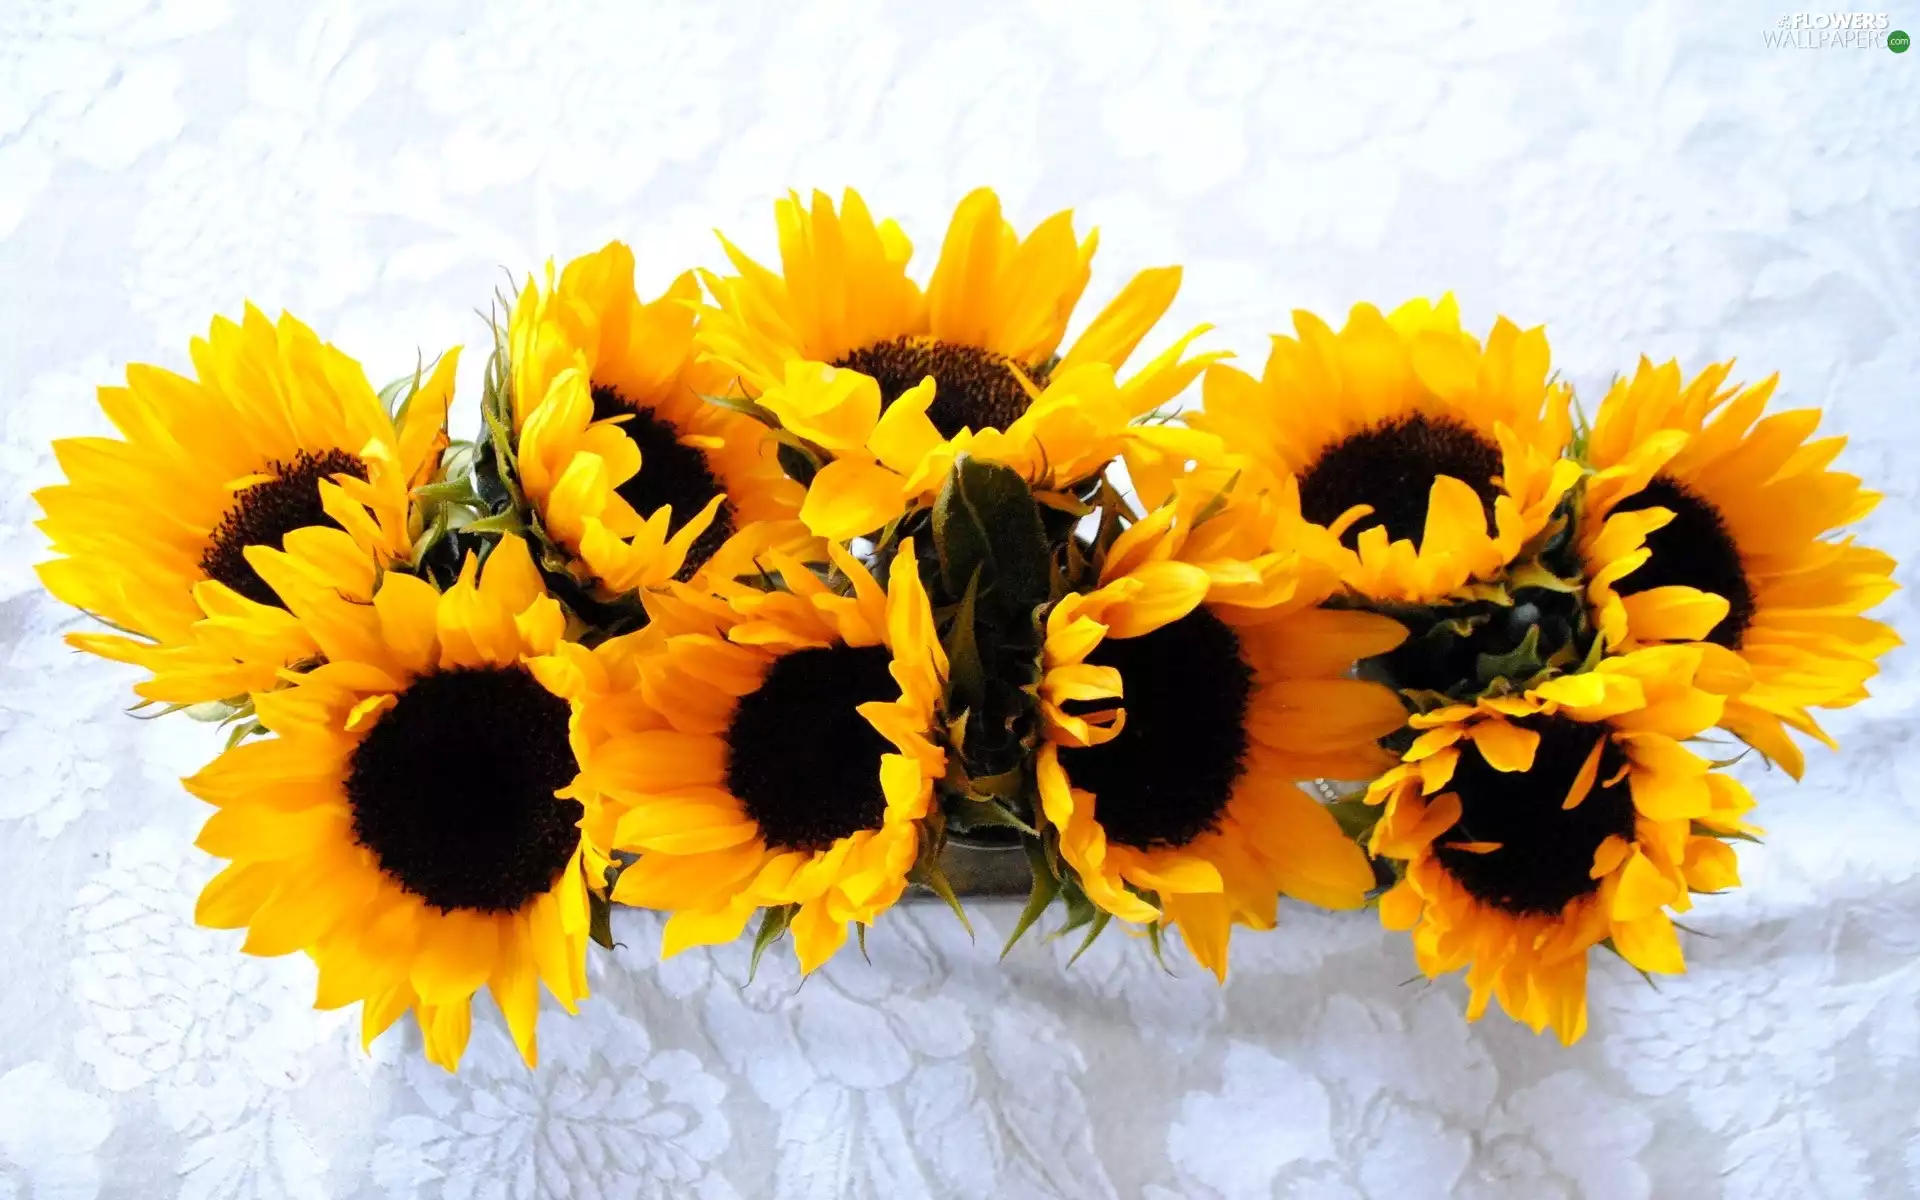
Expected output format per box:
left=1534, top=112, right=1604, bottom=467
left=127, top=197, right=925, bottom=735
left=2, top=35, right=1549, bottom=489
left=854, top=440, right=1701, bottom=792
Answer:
left=1, top=2, right=1915, bottom=1196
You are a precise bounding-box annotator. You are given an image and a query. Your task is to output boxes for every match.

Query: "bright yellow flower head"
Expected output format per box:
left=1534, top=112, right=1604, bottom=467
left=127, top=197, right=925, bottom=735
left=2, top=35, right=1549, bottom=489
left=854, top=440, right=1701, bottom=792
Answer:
left=506, top=241, right=809, bottom=597
left=186, top=536, right=605, bottom=1071
left=1187, top=297, right=1580, bottom=605
left=1578, top=358, right=1900, bottom=778
left=1036, top=479, right=1410, bottom=980
left=697, top=188, right=1215, bottom=539
left=36, top=307, right=457, bottom=704
left=556, top=538, right=948, bottom=973
left=1367, top=644, right=1759, bottom=1044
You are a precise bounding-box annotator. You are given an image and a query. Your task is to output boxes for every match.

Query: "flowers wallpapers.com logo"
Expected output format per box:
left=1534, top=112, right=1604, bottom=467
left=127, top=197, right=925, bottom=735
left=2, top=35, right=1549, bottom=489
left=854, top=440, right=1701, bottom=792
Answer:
left=1766, top=12, right=1908, bottom=48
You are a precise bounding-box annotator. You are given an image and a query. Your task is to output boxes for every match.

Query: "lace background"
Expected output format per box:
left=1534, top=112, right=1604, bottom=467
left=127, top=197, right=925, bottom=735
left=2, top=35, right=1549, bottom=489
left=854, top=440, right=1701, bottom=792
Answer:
left=2, top=2, right=1916, bottom=1196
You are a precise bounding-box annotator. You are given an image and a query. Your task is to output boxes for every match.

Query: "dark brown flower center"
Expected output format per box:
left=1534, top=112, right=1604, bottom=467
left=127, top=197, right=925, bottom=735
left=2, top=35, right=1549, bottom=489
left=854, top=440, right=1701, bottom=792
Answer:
left=591, top=386, right=734, bottom=582
left=1608, top=474, right=1753, bottom=648
left=200, top=449, right=367, bottom=607
left=346, top=666, right=582, bottom=914
left=833, top=336, right=1051, bottom=439
left=1058, top=607, right=1254, bottom=849
left=1298, top=414, right=1502, bottom=548
left=1431, top=714, right=1636, bottom=916
left=725, top=643, right=899, bottom=852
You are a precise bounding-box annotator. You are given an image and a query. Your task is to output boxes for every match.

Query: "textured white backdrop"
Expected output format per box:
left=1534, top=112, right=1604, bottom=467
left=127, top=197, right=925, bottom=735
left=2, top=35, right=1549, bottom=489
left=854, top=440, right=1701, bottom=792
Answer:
left=2, top=2, right=1917, bottom=1197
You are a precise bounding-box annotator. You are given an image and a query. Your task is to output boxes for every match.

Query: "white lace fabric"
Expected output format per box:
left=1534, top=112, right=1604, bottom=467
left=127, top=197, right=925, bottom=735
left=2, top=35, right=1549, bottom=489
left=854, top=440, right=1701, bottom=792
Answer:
left=2, top=3, right=1916, bottom=1197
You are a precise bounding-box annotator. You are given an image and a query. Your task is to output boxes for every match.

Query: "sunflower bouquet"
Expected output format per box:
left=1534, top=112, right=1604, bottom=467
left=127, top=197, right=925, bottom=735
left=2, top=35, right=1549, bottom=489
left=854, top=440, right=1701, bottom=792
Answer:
left=35, top=188, right=1897, bottom=1069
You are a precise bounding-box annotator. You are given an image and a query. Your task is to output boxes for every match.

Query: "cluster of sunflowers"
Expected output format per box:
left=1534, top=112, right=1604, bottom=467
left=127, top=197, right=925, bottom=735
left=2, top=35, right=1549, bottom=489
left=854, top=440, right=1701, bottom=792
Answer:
left=37, top=188, right=1897, bottom=1069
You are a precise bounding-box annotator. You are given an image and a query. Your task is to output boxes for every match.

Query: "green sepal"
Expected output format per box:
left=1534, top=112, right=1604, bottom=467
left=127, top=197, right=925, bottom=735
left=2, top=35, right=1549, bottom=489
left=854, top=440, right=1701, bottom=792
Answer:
left=1691, top=820, right=1764, bottom=845
left=1143, top=919, right=1174, bottom=974
left=1001, top=836, right=1061, bottom=958
left=747, top=904, right=796, bottom=982
left=697, top=389, right=782, bottom=429
left=1475, top=623, right=1545, bottom=687
left=587, top=891, right=616, bottom=951
left=177, top=698, right=244, bottom=724
left=222, top=718, right=266, bottom=751
left=1064, top=909, right=1113, bottom=968
left=909, top=854, right=974, bottom=940
left=1054, top=875, right=1100, bottom=937
left=1079, top=473, right=1138, bottom=590
left=943, top=797, right=1036, bottom=837
left=1185, top=468, right=1242, bottom=533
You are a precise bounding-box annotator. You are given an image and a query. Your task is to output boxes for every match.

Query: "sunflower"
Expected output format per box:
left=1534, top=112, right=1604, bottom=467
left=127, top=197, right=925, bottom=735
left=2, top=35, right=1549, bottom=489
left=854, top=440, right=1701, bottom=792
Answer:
left=1579, top=358, right=1900, bottom=778
left=1367, top=644, right=1759, bottom=1044
left=36, top=307, right=457, bottom=704
left=504, top=241, right=808, bottom=597
left=1035, top=478, right=1411, bottom=979
left=1187, top=297, right=1582, bottom=605
left=697, top=188, right=1214, bottom=539
left=185, top=535, right=605, bottom=1070
left=560, top=538, right=948, bottom=971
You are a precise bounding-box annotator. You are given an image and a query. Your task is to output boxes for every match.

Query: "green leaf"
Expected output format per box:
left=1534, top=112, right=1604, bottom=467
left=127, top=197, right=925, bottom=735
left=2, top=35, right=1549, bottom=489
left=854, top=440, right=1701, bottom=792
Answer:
left=1001, top=837, right=1062, bottom=958
left=747, top=905, right=795, bottom=982
left=1325, top=796, right=1381, bottom=844
left=932, top=456, right=1051, bottom=616
left=945, top=567, right=987, bottom=720
left=776, top=442, right=819, bottom=487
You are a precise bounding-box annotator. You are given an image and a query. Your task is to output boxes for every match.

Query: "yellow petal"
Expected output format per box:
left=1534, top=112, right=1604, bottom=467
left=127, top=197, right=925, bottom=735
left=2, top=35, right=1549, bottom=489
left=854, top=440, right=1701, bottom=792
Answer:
left=1612, top=910, right=1685, bottom=975
left=1057, top=266, right=1182, bottom=374
left=1468, top=719, right=1540, bottom=773
left=662, top=903, right=757, bottom=958
left=765, top=361, right=882, bottom=453
left=410, top=910, right=498, bottom=1006
left=1620, top=586, right=1730, bottom=644
left=1562, top=735, right=1605, bottom=810
left=1103, top=562, right=1210, bottom=639
left=195, top=861, right=280, bottom=929
left=489, top=915, right=542, bottom=1067
left=373, top=572, right=443, bottom=676
left=798, top=456, right=907, bottom=540
left=1682, top=838, right=1740, bottom=892
left=1612, top=848, right=1679, bottom=922
left=868, top=377, right=943, bottom=473
left=1378, top=879, right=1423, bottom=931
left=790, top=896, right=849, bottom=973
left=1119, top=852, right=1223, bottom=896
left=1590, top=834, right=1632, bottom=879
